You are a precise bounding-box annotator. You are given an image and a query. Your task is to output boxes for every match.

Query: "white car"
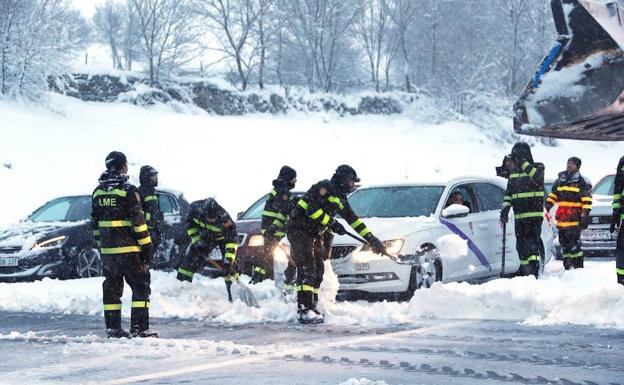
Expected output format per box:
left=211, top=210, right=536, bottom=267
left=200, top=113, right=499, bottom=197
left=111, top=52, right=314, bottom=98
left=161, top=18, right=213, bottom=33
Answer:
left=330, top=176, right=555, bottom=301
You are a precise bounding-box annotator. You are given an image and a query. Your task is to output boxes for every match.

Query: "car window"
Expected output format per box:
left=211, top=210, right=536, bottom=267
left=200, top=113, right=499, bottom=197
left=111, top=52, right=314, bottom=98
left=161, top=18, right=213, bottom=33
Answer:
left=158, top=194, right=178, bottom=214
left=445, top=184, right=479, bottom=213
left=29, top=197, right=73, bottom=222
left=593, top=175, right=615, bottom=195
left=66, top=196, right=92, bottom=221
left=240, top=195, right=269, bottom=220
left=239, top=192, right=305, bottom=220
left=348, top=186, right=444, bottom=218
left=474, top=183, right=504, bottom=211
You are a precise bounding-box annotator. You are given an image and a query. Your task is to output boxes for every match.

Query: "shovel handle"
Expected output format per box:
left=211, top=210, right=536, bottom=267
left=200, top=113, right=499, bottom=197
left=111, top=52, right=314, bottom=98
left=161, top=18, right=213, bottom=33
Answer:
left=345, top=232, right=397, bottom=262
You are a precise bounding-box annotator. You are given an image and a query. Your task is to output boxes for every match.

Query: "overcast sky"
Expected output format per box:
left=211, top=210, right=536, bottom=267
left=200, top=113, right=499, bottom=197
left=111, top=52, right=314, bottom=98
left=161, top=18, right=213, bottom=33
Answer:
left=71, top=0, right=107, bottom=18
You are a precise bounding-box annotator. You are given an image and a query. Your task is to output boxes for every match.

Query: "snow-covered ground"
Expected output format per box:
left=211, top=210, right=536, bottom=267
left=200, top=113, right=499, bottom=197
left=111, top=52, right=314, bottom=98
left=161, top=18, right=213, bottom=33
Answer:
left=1, top=260, right=622, bottom=329
left=0, top=94, right=622, bottom=227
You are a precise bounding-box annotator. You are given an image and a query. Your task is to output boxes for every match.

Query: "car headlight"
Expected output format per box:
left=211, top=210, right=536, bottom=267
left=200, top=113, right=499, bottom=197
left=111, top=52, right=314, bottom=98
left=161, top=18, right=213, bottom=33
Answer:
left=361, top=239, right=404, bottom=256
left=31, top=236, right=67, bottom=250
left=247, top=235, right=265, bottom=247
left=273, top=244, right=290, bottom=264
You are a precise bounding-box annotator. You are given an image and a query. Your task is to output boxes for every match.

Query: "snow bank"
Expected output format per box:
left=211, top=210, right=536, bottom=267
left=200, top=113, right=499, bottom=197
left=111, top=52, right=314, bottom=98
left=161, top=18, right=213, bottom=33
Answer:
left=0, top=94, right=620, bottom=228
left=1, top=261, right=623, bottom=329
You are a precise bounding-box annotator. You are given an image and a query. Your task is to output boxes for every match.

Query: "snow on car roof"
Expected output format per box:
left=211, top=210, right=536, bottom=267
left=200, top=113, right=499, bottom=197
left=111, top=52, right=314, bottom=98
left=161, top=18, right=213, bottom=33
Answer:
left=358, top=175, right=507, bottom=189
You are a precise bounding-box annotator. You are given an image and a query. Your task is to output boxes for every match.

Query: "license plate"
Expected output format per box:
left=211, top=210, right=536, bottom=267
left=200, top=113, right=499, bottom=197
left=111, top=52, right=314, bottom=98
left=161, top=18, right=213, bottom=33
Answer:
left=583, top=229, right=611, bottom=240
left=354, top=263, right=369, bottom=271
left=0, top=257, right=18, bottom=267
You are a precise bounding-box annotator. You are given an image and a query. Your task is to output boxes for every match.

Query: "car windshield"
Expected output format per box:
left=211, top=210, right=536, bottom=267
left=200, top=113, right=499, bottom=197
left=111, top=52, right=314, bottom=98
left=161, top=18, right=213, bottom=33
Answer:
left=593, top=175, right=615, bottom=195
left=348, top=186, right=444, bottom=218
left=28, top=196, right=92, bottom=222
left=239, top=192, right=304, bottom=220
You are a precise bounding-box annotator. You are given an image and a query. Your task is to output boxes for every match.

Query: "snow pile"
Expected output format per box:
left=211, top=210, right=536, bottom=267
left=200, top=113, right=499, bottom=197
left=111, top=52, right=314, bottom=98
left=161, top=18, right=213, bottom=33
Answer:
left=1, top=261, right=623, bottom=329
left=437, top=234, right=468, bottom=258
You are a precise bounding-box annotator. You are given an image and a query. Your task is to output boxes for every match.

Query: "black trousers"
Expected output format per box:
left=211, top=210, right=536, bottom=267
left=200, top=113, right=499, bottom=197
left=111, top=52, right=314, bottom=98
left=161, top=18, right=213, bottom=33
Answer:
left=558, top=227, right=583, bottom=269
left=288, top=230, right=332, bottom=311
left=515, top=219, right=543, bottom=278
left=102, top=253, right=151, bottom=332
left=616, top=228, right=624, bottom=285
left=177, top=240, right=225, bottom=281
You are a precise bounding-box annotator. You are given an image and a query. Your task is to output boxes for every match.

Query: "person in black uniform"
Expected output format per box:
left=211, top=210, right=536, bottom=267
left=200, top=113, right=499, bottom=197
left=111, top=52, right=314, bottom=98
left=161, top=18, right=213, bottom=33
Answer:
left=176, top=198, right=238, bottom=285
left=287, top=165, right=385, bottom=324
left=611, top=156, right=624, bottom=285
left=91, top=151, right=157, bottom=338
left=252, top=166, right=298, bottom=286
left=138, top=166, right=163, bottom=253
left=545, top=157, right=592, bottom=269
left=500, top=142, right=546, bottom=278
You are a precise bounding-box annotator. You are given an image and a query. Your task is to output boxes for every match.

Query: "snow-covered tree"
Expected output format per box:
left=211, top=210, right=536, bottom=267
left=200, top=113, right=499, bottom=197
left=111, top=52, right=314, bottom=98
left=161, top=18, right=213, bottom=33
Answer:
left=0, top=0, right=89, bottom=100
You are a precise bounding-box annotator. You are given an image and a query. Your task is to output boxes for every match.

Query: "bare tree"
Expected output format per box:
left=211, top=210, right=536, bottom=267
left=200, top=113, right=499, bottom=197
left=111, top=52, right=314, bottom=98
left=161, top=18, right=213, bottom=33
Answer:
left=131, top=0, right=200, bottom=85
left=353, top=0, right=400, bottom=92
left=254, top=0, right=273, bottom=89
left=195, top=0, right=262, bottom=90
left=386, top=0, right=417, bottom=92
left=93, top=1, right=125, bottom=69
left=498, top=0, right=532, bottom=94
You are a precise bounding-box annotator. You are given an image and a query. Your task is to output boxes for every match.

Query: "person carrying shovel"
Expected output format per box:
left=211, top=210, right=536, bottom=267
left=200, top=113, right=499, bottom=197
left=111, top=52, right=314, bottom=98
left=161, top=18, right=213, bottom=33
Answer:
left=176, top=198, right=257, bottom=306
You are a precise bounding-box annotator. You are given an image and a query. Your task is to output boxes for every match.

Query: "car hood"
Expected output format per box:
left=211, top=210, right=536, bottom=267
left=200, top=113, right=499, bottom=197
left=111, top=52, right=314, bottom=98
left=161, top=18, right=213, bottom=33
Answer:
left=0, top=221, right=82, bottom=250
left=333, top=216, right=438, bottom=244
left=589, top=194, right=613, bottom=216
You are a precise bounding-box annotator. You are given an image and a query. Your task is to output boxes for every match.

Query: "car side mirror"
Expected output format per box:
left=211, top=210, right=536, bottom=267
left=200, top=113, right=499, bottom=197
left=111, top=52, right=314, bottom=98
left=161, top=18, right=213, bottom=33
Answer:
left=442, top=204, right=470, bottom=219
left=237, top=211, right=243, bottom=220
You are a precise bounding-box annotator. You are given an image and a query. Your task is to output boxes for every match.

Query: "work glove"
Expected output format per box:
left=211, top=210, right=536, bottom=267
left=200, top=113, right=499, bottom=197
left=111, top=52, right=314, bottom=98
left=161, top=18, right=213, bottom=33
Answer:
left=367, top=235, right=385, bottom=255
left=500, top=209, right=509, bottom=225
left=140, top=244, right=154, bottom=266
left=329, top=219, right=346, bottom=235
left=580, top=211, right=589, bottom=230
left=611, top=209, right=621, bottom=233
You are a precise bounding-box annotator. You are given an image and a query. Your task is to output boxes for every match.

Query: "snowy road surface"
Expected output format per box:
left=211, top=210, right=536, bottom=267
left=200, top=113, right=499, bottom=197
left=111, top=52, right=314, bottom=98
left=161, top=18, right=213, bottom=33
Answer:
left=1, top=312, right=623, bottom=385
left=1, top=260, right=624, bottom=385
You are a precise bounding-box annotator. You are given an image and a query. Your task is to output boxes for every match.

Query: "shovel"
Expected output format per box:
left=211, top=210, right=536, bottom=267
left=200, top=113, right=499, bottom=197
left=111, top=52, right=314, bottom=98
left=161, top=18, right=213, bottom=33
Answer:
left=344, top=232, right=398, bottom=262
left=206, top=259, right=260, bottom=308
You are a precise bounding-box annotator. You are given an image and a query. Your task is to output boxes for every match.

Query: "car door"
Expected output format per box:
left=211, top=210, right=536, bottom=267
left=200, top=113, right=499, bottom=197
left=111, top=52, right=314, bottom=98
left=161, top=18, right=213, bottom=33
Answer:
left=473, top=182, right=516, bottom=276
left=440, top=183, right=493, bottom=280
left=153, top=192, right=183, bottom=266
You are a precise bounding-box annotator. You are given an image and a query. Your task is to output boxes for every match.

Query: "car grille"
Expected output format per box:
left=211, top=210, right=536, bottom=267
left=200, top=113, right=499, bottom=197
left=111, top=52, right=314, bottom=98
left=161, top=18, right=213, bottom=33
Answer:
left=0, top=246, right=21, bottom=254
left=589, top=215, right=610, bottom=225
left=331, top=246, right=357, bottom=260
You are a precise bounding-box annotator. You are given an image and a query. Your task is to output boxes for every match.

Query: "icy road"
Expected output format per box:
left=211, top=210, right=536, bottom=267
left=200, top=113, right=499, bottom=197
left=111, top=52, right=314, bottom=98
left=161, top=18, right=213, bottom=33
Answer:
left=1, top=260, right=623, bottom=385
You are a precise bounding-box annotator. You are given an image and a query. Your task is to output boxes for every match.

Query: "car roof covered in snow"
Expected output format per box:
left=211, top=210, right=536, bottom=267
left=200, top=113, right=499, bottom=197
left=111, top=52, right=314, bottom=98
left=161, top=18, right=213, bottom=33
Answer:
left=357, top=175, right=507, bottom=190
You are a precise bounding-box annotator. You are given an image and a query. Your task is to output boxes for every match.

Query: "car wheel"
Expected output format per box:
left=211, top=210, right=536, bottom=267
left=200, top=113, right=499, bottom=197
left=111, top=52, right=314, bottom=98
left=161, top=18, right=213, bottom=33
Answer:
left=76, top=246, right=102, bottom=278
left=420, top=249, right=443, bottom=289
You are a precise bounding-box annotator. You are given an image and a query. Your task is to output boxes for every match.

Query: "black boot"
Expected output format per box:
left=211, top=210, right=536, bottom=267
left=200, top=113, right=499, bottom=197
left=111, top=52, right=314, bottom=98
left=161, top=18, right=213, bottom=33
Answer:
left=130, top=306, right=159, bottom=338
left=104, top=308, right=130, bottom=338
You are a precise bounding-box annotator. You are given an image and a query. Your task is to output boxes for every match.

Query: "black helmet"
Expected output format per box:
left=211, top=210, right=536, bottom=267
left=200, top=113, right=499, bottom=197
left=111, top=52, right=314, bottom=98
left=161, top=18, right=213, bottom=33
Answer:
left=200, top=198, right=220, bottom=216
left=277, top=165, right=297, bottom=182
left=511, top=142, right=533, bottom=163
left=334, top=164, right=360, bottom=182
left=568, top=156, right=581, bottom=168
left=331, top=164, right=360, bottom=193
left=140, top=165, right=158, bottom=186
left=105, top=151, right=127, bottom=172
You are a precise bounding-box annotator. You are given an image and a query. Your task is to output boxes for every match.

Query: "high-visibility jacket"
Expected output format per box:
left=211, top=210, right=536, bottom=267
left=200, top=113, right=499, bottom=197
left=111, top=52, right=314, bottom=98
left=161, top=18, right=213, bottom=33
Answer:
left=288, top=179, right=373, bottom=240
left=502, top=160, right=546, bottom=221
left=546, top=171, right=592, bottom=229
left=613, top=156, right=624, bottom=218
left=186, top=199, right=238, bottom=262
left=138, top=185, right=163, bottom=232
left=91, top=172, right=153, bottom=256
left=261, top=182, right=292, bottom=240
